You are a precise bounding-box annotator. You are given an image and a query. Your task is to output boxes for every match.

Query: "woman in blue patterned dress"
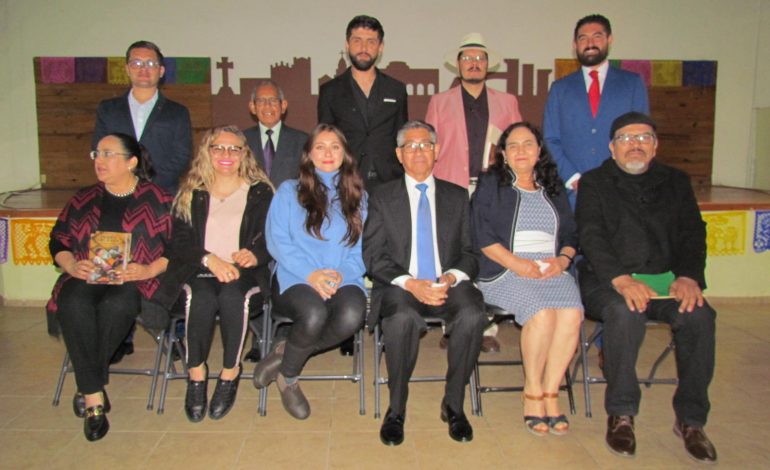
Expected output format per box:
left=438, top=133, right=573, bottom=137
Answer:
left=471, top=122, right=582, bottom=436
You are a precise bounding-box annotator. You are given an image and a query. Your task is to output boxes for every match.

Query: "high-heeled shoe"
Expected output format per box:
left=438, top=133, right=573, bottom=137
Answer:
left=522, top=393, right=549, bottom=436
left=209, top=365, right=242, bottom=420
left=73, top=389, right=111, bottom=418
left=544, top=392, right=569, bottom=436
left=83, top=405, right=109, bottom=441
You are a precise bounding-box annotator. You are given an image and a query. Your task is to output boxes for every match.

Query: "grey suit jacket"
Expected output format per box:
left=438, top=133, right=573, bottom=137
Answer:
left=244, top=123, right=308, bottom=189
left=363, top=177, right=479, bottom=326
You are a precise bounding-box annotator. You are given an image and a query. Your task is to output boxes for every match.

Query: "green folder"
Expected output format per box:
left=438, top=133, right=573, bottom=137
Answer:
left=632, top=271, right=675, bottom=297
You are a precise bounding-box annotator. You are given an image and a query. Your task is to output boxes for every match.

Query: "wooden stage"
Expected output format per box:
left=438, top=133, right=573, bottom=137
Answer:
left=2, top=186, right=769, bottom=217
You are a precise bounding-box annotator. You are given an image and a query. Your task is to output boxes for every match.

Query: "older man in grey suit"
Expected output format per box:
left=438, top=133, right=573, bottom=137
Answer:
left=244, top=80, right=308, bottom=189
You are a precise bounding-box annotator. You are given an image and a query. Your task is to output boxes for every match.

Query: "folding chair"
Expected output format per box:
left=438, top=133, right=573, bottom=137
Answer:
left=472, top=305, right=576, bottom=416
left=373, top=316, right=479, bottom=419
left=571, top=320, right=677, bottom=417
left=257, top=298, right=366, bottom=416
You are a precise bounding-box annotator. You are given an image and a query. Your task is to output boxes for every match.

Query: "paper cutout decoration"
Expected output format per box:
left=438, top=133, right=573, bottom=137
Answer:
left=11, top=219, right=55, bottom=265
left=40, top=58, right=75, bottom=84
left=0, top=218, right=8, bottom=264
left=703, top=211, right=746, bottom=256
left=753, top=210, right=770, bottom=253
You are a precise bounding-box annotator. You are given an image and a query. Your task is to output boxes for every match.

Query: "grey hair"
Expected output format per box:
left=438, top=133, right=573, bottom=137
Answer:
left=250, top=79, right=285, bottom=101
left=396, top=120, right=437, bottom=147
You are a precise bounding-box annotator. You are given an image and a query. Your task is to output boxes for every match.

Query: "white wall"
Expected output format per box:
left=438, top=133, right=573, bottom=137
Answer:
left=0, top=0, right=767, bottom=191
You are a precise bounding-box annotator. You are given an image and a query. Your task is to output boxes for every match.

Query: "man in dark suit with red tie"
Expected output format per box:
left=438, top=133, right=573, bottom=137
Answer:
left=363, top=121, right=486, bottom=446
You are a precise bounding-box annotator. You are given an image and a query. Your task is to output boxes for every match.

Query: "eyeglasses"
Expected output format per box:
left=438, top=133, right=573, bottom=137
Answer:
left=254, top=97, right=281, bottom=107
left=127, top=59, right=161, bottom=70
left=401, top=141, right=435, bottom=153
left=460, top=54, right=488, bottom=63
left=209, top=144, right=244, bottom=156
left=505, top=141, right=538, bottom=152
left=89, top=150, right=130, bottom=160
left=614, top=133, right=656, bottom=145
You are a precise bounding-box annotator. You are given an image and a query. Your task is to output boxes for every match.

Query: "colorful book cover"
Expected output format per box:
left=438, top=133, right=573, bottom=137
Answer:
left=87, top=231, right=131, bottom=284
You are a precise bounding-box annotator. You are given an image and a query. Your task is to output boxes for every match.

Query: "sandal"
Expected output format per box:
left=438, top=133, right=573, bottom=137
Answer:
left=544, top=392, right=569, bottom=436
left=522, top=393, right=549, bottom=436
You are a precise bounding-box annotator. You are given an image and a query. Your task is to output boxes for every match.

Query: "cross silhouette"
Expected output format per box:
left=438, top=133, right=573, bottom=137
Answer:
left=217, top=57, right=234, bottom=89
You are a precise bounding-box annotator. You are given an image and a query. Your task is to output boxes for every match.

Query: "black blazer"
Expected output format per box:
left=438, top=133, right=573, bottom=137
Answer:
left=243, top=123, right=308, bottom=189
left=153, top=182, right=273, bottom=309
left=93, top=91, right=193, bottom=194
left=471, top=171, right=577, bottom=281
left=363, top=177, right=479, bottom=326
left=318, top=68, right=408, bottom=188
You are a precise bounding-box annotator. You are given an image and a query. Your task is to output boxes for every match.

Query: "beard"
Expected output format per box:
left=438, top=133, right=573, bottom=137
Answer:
left=577, top=46, right=609, bottom=67
left=349, top=52, right=377, bottom=71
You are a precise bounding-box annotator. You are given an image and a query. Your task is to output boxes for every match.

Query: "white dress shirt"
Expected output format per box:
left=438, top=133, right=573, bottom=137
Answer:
left=128, top=89, right=159, bottom=140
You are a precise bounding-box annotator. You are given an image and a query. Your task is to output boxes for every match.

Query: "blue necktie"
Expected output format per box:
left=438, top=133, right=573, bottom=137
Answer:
left=416, top=183, right=437, bottom=281
left=263, top=129, right=275, bottom=176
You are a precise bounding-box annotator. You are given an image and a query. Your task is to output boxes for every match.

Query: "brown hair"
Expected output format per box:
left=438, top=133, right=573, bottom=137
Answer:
left=297, top=123, right=364, bottom=246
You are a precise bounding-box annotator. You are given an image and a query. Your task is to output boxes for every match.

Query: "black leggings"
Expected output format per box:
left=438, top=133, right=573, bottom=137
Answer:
left=185, top=276, right=260, bottom=370
left=56, top=279, right=140, bottom=394
left=274, top=284, right=366, bottom=378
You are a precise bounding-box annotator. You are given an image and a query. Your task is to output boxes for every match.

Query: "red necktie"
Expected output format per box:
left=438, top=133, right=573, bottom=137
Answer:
left=589, top=70, right=600, bottom=118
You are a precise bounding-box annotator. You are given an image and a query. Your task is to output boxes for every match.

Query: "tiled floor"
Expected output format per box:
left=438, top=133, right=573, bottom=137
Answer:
left=1, top=298, right=768, bottom=469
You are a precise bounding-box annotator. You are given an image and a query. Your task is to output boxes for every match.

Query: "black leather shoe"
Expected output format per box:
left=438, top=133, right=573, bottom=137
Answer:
left=339, top=336, right=354, bottom=356
left=83, top=405, right=109, bottom=441
left=109, top=341, right=134, bottom=365
left=184, top=379, right=208, bottom=423
left=379, top=408, right=405, bottom=446
left=440, top=400, right=473, bottom=442
left=73, top=390, right=111, bottom=418
left=606, top=415, right=636, bottom=457
left=243, top=347, right=261, bottom=363
left=209, top=367, right=242, bottom=420
left=252, top=341, right=285, bottom=389
left=674, top=420, right=717, bottom=464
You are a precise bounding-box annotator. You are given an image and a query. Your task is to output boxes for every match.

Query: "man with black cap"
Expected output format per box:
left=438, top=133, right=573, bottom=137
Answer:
left=576, top=111, right=717, bottom=464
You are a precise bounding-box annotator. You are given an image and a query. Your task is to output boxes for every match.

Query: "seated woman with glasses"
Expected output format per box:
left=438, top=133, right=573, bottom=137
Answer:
left=252, top=123, right=367, bottom=420
left=471, top=122, right=583, bottom=436
left=47, top=133, right=173, bottom=441
left=154, top=126, right=273, bottom=422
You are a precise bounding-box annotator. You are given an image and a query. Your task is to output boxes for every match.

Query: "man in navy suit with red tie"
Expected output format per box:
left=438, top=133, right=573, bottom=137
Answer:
left=543, top=14, right=649, bottom=207
left=363, top=121, right=486, bottom=446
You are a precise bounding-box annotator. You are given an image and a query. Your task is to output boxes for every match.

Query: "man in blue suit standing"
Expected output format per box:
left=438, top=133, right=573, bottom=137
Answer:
left=93, top=40, right=192, bottom=196
left=543, top=14, right=648, bottom=206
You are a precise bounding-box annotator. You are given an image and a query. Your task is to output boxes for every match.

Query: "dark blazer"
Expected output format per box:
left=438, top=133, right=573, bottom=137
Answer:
left=543, top=66, right=648, bottom=183
left=93, top=91, right=193, bottom=194
left=153, top=182, right=273, bottom=310
left=318, top=68, right=408, bottom=187
left=243, top=123, right=308, bottom=189
left=470, top=171, right=577, bottom=281
left=363, top=177, right=478, bottom=327
left=575, top=159, right=707, bottom=294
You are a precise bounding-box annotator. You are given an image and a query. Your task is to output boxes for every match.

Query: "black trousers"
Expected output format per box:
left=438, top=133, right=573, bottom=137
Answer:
left=583, top=286, right=716, bottom=426
left=274, top=284, right=366, bottom=378
left=379, top=281, right=486, bottom=415
left=185, top=276, right=260, bottom=369
left=56, top=279, right=140, bottom=394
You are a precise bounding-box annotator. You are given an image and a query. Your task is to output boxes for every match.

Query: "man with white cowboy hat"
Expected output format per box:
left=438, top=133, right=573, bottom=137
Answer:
left=426, top=32, right=521, bottom=354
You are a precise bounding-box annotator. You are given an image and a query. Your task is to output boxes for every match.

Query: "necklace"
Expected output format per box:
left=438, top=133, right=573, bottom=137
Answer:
left=106, top=177, right=139, bottom=198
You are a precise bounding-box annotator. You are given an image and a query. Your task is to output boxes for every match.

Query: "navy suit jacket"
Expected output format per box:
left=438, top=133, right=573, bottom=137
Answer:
left=363, top=177, right=478, bottom=327
left=318, top=68, right=408, bottom=189
left=93, top=91, right=192, bottom=194
left=543, top=66, right=648, bottom=183
left=243, top=123, right=308, bottom=189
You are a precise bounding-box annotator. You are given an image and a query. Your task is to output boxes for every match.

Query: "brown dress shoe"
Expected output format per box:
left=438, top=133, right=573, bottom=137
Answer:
left=674, top=421, right=717, bottom=464
left=481, top=336, right=501, bottom=353
left=606, top=415, right=636, bottom=457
